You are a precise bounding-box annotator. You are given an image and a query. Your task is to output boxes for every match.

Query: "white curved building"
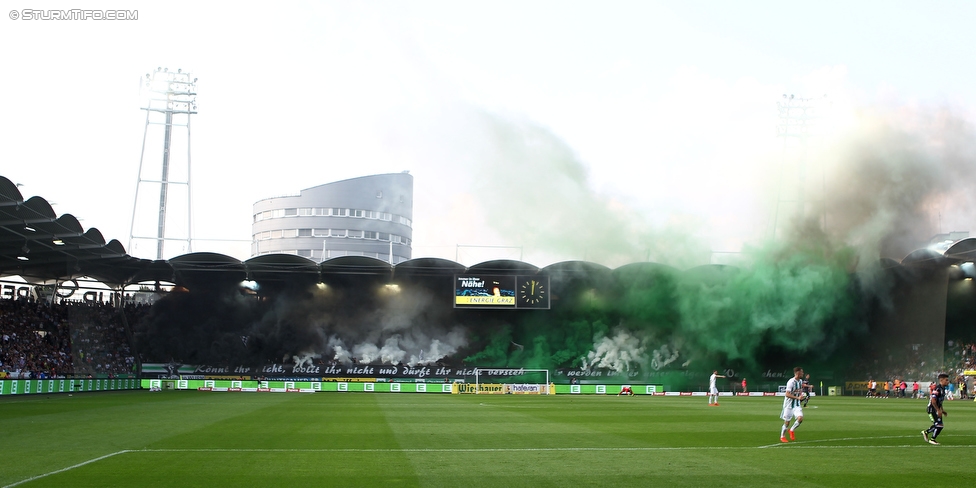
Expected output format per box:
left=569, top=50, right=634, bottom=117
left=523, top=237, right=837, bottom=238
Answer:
left=251, top=173, right=413, bottom=263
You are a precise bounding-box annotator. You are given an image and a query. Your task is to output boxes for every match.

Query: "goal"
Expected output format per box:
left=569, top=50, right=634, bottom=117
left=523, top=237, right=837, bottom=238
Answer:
left=473, top=368, right=553, bottom=395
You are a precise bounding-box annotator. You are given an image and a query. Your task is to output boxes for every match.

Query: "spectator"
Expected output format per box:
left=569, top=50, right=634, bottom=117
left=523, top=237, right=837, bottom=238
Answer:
left=0, top=298, right=145, bottom=379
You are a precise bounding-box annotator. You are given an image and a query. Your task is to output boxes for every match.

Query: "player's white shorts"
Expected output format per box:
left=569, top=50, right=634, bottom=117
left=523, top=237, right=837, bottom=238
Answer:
left=709, top=387, right=718, bottom=395
left=780, top=405, right=803, bottom=421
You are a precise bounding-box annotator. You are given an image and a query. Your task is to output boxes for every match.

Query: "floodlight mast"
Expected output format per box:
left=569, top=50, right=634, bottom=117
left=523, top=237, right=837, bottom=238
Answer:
left=129, top=68, right=197, bottom=259
left=772, top=94, right=826, bottom=240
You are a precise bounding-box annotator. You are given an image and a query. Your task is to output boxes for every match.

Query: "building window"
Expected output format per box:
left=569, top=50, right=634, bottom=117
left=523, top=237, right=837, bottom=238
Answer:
left=352, top=209, right=364, bottom=218
left=378, top=232, right=389, bottom=241
left=285, top=208, right=298, bottom=216
left=331, top=229, right=347, bottom=237
left=299, top=228, right=312, bottom=237
left=298, top=249, right=312, bottom=258
left=331, top=208, right=347, bottom=216
left=313, top=228, right=329, bottom=237
left=347, top=230, right=362, bottom=238
left=271, top=230, right=282, bottom=239
left=363, top=231, right=377, bottom=240
left=299, top=208, right=313, bottom=216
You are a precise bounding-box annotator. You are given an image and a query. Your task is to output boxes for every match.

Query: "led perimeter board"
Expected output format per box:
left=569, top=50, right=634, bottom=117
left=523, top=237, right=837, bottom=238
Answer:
left=454, top=274, right=549, bottom=309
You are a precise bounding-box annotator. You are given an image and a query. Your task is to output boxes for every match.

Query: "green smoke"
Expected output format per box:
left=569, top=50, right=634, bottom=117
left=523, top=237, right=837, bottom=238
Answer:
left=463, top=228, right=864, bottom=378
left=676, top=230, right=860, bottom=370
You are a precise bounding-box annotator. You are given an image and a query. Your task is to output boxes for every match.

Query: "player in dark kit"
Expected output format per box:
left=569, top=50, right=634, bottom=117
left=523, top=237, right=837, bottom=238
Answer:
left=922, top=373, right=950, bottom=445
left=801, top=374, right=812, bottom=407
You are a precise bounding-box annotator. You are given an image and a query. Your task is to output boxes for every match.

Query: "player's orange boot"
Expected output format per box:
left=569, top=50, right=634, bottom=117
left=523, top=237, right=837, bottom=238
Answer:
left=789, top=430, right=795, bottom=441
left=780, top=436, right=788, bottom=443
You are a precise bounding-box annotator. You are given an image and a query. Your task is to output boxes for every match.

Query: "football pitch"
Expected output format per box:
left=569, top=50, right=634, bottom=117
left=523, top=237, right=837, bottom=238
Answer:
left=1, top=391, right=973, bottom=487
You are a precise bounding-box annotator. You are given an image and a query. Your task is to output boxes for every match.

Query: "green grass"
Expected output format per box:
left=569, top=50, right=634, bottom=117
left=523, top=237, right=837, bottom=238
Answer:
left=1, top=392, right=973, bottom=487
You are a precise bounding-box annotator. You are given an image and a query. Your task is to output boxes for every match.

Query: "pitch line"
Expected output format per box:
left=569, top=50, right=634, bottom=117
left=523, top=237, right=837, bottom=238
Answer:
left=135, top=447, right=750, bottom=453
left=759, top=434, right=976, bottom=449
left=9, top=440, right=976, bottom=485
left=2, top=450, right=129, bottom=488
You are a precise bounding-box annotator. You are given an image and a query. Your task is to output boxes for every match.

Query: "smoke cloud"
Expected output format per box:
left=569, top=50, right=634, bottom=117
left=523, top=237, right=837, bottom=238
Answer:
left=132, top=103, right=975, bottom=385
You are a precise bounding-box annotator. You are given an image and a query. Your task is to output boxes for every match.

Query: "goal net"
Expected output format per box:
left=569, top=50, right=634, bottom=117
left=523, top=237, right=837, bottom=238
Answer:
left=472, top=368, right=553, bottom=395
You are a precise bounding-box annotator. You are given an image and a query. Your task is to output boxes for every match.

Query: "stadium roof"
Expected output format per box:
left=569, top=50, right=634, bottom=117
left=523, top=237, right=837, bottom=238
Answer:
left=0, top=175, right=146, bottom=285
left=3, top=174, right=972, bottom=290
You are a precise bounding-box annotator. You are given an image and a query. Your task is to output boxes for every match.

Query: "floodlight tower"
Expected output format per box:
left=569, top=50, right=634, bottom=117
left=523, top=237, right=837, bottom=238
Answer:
left=129, top=68, right=198, bottom=259
left=772, top=94, right=824, bottom=239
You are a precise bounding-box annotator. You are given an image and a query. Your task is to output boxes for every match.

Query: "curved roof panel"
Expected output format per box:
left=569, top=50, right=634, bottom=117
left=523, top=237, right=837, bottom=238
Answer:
left=0, top=178, right=129, bottom=283
left=901, top=248, right=951, bottom=267
left=393, top=257, right=465, bottom=278
left=168, top=252, right=247, bottom=289
left=127, top=260, right=177, bottom=285
left=466, top=259, right=539, bottom=274
left=245, top=254, right=320, bottom=285
left=945, top=237, right=976, bottom=262
left=0, top=176, right=24, bottom=203
left=320, top=255, right=392, bottom=276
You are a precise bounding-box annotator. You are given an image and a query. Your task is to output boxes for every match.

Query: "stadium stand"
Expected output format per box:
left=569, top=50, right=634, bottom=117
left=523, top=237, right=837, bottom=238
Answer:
left=0, top=298, right=142, bottom=379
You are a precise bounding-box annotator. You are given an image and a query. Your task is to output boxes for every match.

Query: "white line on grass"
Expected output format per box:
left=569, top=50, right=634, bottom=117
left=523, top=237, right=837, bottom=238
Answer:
left=135, top=447, right=755, bottom=453
left=2, top=450, right=130, bottom=488
left=758, top=435, right=976, bottom=449
left=9, top=440, right=976, bottom=486
left=762, top=445, right=976, bottom=449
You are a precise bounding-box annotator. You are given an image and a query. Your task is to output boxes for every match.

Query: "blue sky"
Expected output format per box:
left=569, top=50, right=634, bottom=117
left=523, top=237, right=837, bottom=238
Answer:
left=3, top=1, right=974, bottom=267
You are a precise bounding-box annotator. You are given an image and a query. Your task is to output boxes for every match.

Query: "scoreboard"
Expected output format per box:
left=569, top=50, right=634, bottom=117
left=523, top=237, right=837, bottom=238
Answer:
left=453, top=274, right=549, bottom=309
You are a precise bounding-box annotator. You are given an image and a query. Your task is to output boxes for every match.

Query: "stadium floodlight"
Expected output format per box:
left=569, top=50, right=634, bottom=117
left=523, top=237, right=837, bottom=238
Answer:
left=129, top=68, right=197, bottom=260
left=772, top=93, right=829, bottom=240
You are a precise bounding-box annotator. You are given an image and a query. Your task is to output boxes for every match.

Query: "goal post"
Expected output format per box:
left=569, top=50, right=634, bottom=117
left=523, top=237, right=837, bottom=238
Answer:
left=473, top=368, right=553, bottom=395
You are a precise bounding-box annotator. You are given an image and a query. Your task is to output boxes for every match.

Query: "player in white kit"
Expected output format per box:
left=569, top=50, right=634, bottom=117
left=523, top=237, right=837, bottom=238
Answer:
left=780, top=366, right=806, bottom=442
left=708, top=370, right=725, bottom=406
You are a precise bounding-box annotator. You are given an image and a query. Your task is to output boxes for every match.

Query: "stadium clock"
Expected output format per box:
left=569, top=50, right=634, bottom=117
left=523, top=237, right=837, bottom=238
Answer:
left=518, top=277, right=548, bottom=308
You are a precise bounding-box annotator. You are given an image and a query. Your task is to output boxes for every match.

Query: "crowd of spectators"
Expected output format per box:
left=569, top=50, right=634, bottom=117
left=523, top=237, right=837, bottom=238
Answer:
left=66, top=303, right=141, bottom=376
left=0, top=297, right=142, bottom=378
left=857, top=339, right=976, bottom=399
left=944, top=340, right=976, bottom=376
left=0, top=298, right=72, bottom=378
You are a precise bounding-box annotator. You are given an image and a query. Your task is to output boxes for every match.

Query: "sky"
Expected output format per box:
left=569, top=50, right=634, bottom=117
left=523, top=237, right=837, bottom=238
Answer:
left=3, top=0, right=976, bottom=269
